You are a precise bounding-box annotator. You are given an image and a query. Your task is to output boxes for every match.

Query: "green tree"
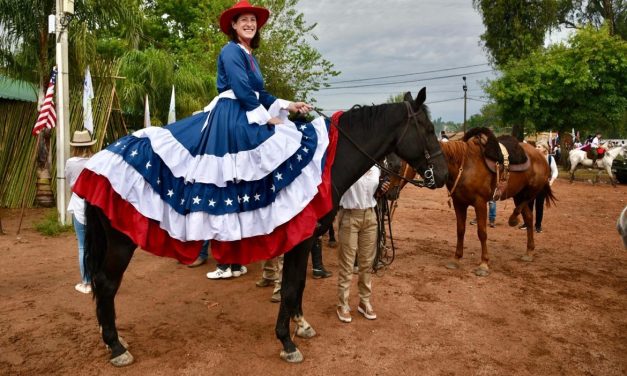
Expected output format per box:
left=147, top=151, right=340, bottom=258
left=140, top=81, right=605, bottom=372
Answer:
left=472, top=0, right=564, bottom=67
left=0, top=0, right=140, bottom=94
left=256, top=0, right=339, bottom=103
left=474, top=0, right=626, bottom=69
left=467, top=102, right=508, bottom=134
left=115, top=0, right=338, bottom=123
left=485, top=26, right=627, bottom=138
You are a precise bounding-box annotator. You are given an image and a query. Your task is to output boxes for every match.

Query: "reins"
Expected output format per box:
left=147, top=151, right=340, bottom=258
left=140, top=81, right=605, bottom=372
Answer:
left=373, top=194, right=395, bottom=272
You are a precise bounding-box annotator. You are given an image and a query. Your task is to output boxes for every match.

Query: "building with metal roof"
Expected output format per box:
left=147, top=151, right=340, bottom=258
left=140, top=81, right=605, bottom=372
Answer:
left=0, top=76, right=37, bottom=102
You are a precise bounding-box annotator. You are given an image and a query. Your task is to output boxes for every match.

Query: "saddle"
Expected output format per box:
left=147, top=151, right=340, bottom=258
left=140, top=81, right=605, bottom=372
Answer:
left=484, top=136, right=530, bottom=200
left=586, top=147, right=606, bottom=160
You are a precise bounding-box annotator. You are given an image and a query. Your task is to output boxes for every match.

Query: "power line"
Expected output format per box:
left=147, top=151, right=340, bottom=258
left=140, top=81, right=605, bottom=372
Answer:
left=328, top=63, right=491, bottom=84
left=468, top=97, right=491, bottom=103
left=317, top=96, right=463, bottom=112
left=320, top=70, right=494, bottom=90
left=315, top=89, right=486, bottom=96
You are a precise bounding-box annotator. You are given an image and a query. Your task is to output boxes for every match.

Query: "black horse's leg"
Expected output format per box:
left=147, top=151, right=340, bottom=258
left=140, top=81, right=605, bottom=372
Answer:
left=93, top=227, right=136, bottom=367
left=473, top=199, right=490, bottom=277
left=293, top=238, right=316, bottom=339
left=275, top=239, right=311, bottom=363
left=446, top=200, right=468, bottom=270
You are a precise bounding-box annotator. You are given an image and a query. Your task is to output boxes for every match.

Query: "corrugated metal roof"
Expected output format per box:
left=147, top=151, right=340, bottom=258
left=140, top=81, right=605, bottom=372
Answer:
left=0, top=76, right=37, bottom=102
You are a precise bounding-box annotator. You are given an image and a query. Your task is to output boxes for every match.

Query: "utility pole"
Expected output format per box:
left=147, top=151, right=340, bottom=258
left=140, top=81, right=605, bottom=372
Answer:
left=462, top=76, right=467, bottom=135
left=55, top=0, right=73, bottom=225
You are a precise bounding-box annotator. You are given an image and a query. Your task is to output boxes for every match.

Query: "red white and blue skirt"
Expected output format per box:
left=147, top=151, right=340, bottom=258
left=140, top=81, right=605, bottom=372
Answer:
left=73, top=95, right=338, bottom=264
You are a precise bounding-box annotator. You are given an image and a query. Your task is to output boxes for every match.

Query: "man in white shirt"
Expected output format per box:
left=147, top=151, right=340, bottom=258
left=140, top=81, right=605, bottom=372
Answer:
left=591, top=132, right=602, bottom=165
left=336, top=165, right=389, bottom=323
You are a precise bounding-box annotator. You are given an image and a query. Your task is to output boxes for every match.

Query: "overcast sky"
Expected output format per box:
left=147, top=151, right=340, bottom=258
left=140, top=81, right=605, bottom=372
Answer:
left=297, top=0, right=496, bottom=123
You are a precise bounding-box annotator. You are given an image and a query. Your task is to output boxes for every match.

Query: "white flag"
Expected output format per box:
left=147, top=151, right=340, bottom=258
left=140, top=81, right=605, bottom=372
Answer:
left=549, top=130, right=552, bottom=149
left=144, top=94, right=151, bottom=128
left=83, top=66, right=94, bottom=133
left=167, top=85, right=176, bottom=124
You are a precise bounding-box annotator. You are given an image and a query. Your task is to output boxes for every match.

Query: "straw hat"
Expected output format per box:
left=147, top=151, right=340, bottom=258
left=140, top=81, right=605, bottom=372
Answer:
left=69, top=130, right=97, bottom=146
left=219, top=0, right=270, bottom=35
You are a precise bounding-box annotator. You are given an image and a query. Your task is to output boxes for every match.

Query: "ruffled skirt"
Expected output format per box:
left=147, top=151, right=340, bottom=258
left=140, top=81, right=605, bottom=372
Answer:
left=73, top=98, right=337, bottom=264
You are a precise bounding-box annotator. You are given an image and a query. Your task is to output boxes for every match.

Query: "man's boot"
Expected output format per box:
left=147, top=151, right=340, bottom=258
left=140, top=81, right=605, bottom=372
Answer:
left=311, top=237, right=332, bottom=279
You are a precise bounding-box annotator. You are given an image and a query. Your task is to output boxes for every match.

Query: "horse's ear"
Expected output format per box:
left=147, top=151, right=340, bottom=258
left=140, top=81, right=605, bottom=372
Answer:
left=403, top=92, right=412, bottom=102
left=415, top=87, right=427, bottom=107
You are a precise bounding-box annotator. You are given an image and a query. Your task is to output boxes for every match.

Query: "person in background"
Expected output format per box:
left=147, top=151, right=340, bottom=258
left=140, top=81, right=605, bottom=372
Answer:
left=336, top=166, right=390, bottom=323
left=256, top=256, right=283, bottom=303
left=520, top=142, right=558, bottom=233
left=554, top=144, right=561, bottom=163
left=65, top=130, right=96, bottom=294
left=440, top=130, right=449, bottom=142
left=187, top=241, right=209, bottom=268
left=470, top=200, right=497, bottom=228
left=207, top=262, right=247, bottom=279
left=311, top=236, right=332, bottom=278
left=327, top=225, right=337, bottom=248
left=258, top=233, right=332, bottom=304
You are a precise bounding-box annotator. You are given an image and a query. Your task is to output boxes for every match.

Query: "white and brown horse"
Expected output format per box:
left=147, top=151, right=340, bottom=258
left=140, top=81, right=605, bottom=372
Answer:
left=568, top=144, right=627, bottom=186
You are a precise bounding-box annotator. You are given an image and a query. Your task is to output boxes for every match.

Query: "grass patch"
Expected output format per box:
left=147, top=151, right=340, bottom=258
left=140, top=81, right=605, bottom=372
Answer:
left=34, top=210, right=73, bottom=236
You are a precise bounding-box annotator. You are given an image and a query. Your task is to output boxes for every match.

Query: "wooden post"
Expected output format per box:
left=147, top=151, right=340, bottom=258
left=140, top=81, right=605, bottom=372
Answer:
left=16, top=135, right=41, bottom=235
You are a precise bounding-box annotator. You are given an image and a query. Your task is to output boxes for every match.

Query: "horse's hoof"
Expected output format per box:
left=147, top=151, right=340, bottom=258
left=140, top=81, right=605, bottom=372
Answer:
left=105, top=337, right=129, bottom=350
left=474, top=267, right=490, bottom=277
left=445, top=261, right=459, bottom=270
left=521, top=254, right=534, bottom=262
left=508, top=216, right=519, bottom=227
left=296, top=325, right=316, bottom=339
left=118, top=336, right=129, bottom=349
left=110, top=350, right=134, bottom=367
left=280, top=348, right=304, bottom=363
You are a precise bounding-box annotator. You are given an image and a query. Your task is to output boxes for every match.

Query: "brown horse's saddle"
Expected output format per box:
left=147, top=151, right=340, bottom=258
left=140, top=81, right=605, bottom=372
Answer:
left=484, top=139, right=531, bottom=200
left=484, top=150, right=531, bottom=174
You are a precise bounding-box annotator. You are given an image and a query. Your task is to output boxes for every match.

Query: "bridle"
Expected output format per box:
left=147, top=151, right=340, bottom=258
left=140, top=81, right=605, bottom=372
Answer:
left=314, top=101, right=441, bottom=189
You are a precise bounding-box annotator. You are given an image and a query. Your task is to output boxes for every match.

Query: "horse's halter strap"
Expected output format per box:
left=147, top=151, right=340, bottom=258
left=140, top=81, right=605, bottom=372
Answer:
left=446, top=150, right=466, bottom=208
left=315, top=103, right=438, bottom=189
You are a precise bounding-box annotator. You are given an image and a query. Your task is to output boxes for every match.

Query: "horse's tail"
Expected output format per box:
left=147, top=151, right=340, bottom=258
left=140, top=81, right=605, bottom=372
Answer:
left=543, top=183, right=557, bottom=208
left=84, top=201, right=107, bottom=296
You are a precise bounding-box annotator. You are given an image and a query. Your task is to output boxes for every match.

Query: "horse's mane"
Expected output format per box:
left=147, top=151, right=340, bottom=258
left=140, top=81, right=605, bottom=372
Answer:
left=343, top=103, right=397, bottom=132
left=343, top=101, right=432, bottom=132
left=463, top=127, right=503, bottom=164
left=440, top=140, right=468, bottom=167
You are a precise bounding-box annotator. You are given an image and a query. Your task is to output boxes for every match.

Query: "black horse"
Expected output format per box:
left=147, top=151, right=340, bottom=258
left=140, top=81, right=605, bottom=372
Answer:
left=83, top=87, right=448, bottom=366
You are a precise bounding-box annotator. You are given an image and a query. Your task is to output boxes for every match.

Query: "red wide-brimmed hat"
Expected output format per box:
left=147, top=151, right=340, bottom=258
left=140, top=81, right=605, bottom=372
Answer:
left=219, top=0, right=270, bottom=35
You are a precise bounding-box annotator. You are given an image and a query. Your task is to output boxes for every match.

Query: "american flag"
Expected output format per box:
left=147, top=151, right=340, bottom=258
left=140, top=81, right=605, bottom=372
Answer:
left=32, top=67, right=57, bottom=136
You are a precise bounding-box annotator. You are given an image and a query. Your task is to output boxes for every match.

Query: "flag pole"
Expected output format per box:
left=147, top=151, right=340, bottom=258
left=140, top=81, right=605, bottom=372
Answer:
left=55, top=0, right=71, bottom=225
left=17, top=134, right=42, bottom=235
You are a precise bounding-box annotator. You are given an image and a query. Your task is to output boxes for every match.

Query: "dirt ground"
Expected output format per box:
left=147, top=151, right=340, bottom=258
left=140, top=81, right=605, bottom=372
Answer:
left=1, top=178, right=626, bottom=376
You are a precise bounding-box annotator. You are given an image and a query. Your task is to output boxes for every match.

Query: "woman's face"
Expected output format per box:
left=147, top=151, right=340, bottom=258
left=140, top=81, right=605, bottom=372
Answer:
left=232, top=13, right=257, bottom=44
left=537, top=145, right=548, bottom=155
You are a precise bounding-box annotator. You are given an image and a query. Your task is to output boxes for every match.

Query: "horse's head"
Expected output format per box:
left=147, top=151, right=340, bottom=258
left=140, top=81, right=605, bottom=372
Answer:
left=384, top=153, right=415, bottom=200
left=393, top=88, right=448, bottom=189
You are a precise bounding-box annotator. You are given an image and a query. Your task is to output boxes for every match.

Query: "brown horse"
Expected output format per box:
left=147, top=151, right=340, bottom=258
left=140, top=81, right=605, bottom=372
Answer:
left=391, top=127, right=556, bottom=276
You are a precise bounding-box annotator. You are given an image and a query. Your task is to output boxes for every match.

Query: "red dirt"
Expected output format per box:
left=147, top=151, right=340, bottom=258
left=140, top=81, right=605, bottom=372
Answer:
left=1, top=179, right=626, bottom=375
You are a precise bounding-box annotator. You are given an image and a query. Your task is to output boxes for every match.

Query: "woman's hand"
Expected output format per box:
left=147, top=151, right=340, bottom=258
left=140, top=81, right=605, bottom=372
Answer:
left=267, top=117, right=282, bottom=125
left=288, top=102, right=313, bottom=114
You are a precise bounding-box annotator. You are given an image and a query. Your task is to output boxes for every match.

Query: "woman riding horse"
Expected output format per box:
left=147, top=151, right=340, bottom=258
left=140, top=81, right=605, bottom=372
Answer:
left=76, top=10, right=448, bottom=363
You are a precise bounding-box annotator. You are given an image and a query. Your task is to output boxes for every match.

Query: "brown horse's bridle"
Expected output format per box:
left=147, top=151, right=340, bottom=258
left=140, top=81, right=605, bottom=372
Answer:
left=315, top=102, right=441, bottom=189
